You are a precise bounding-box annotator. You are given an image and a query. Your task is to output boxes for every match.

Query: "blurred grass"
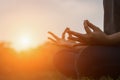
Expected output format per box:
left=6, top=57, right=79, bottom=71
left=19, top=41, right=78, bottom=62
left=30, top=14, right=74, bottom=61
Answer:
left=0, top=42, right=120, bottom=80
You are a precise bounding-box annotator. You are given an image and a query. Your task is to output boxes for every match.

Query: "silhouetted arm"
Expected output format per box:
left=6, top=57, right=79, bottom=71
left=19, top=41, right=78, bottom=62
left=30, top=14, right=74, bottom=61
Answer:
left=108, top=32, right=120, bottom=45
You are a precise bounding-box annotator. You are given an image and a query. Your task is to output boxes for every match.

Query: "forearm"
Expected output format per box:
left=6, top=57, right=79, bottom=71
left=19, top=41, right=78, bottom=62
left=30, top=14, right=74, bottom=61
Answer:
left=108, top=32, right=120, bottom=45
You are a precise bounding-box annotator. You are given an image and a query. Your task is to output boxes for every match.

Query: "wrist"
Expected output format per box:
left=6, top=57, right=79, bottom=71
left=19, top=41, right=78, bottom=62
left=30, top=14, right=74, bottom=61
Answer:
left=107, top=35, right=114, bottom=45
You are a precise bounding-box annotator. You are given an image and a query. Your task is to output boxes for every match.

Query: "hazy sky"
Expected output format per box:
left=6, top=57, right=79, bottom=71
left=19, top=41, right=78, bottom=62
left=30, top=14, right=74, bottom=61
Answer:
left=0, top=0, right=103, bottom=45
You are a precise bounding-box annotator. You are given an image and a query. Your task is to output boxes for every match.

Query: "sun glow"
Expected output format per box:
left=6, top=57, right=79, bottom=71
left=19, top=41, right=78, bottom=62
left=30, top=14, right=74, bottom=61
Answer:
left=12, top=34, right=36, bottom=51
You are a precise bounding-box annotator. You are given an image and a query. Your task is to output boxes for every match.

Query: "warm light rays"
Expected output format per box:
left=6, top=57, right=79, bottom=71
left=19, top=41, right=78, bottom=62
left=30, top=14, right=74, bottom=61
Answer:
left=11, top=33, right=38, bottom=51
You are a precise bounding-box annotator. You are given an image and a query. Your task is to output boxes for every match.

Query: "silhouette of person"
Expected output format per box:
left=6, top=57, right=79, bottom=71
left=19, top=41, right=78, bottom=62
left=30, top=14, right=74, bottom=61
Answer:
left=48, top=0, right=120, bottom=79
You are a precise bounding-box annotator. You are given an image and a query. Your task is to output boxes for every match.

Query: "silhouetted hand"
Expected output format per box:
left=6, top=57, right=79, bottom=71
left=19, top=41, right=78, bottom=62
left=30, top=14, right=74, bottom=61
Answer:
left=48, top=28, right=77, bottom=47
left=67, top=20, right=110, bottom=45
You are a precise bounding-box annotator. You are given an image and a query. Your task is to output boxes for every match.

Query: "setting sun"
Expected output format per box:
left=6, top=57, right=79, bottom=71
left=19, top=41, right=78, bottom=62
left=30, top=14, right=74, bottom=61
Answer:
left=19, top=36, right=31, bottom=48
left=12, top=34, right=36, bottom=51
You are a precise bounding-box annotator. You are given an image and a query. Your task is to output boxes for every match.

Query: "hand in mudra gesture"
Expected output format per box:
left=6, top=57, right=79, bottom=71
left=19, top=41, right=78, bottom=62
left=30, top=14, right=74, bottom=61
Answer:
left=48, top=28, right=77, bottom=47
left=67, top=20, right=110, bottom=45
left=48, top=20, right=120, bottom=46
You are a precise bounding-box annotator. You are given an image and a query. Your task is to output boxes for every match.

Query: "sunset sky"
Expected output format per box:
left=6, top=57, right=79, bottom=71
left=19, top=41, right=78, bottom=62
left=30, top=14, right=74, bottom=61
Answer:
left=0, top=0, right=103, bottom=46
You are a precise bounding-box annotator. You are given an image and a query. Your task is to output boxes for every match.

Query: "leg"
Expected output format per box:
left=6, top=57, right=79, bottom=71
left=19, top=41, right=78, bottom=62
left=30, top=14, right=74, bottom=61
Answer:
left=53, top=49, right=78, bottom=78
left=54, top=46, right=120, bottom=79
left=77, top=46, right=120, bottom=79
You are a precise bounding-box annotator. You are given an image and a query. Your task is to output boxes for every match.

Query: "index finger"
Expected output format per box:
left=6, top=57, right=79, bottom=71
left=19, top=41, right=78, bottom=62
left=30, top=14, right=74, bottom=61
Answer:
left=67, top=30, right=85, bottom=38
left=62, top=27, right=70, bottom=39
left=48, top=37, right=57, bottom=43
left=86, top=20, right=102, bottom=32
left=84, top=20, right=92, bottom=34
left=48, top=31, right=60, bottom=40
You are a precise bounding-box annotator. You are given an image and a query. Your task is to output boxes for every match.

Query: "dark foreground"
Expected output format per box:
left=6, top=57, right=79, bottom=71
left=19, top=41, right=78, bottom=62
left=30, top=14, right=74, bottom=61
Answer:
left=0, top=42, right=120, bottom=80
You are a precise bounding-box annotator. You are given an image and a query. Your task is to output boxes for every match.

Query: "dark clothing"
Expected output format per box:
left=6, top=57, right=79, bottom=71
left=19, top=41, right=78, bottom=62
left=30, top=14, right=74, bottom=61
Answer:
left=54, top=46, right=120, bottom=79
left=77, top=46, right=120, bottom=78
left=104, top=0, right=120, bottom=34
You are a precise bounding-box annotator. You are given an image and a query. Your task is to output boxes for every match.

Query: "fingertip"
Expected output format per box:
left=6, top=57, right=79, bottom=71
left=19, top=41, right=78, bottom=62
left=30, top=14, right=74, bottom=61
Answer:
left=48, top=31, right=54, bottom=36
left=48, top=31, right=51, bottom=33
left=87, top=20, right=92, bottom=25
left=83, top=20, right=86, bottom=25
left=48, top=37, right=50, bottom=39
left=85, top=20, right=89, bottom=24
left=48, top=31, right=53, bottom=34
left=48, top=37, right=51, bottom=40
left=86, top=20, right=89, bottom=22
left=84, top=20, right=88, bottom=26
left=48, top=37, right=51, bottom=39
left=84, top=19, right=88, bottom=21
left=66, top=26, right=69, bottom=29
left=66, top=27, right=70, bottom=30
